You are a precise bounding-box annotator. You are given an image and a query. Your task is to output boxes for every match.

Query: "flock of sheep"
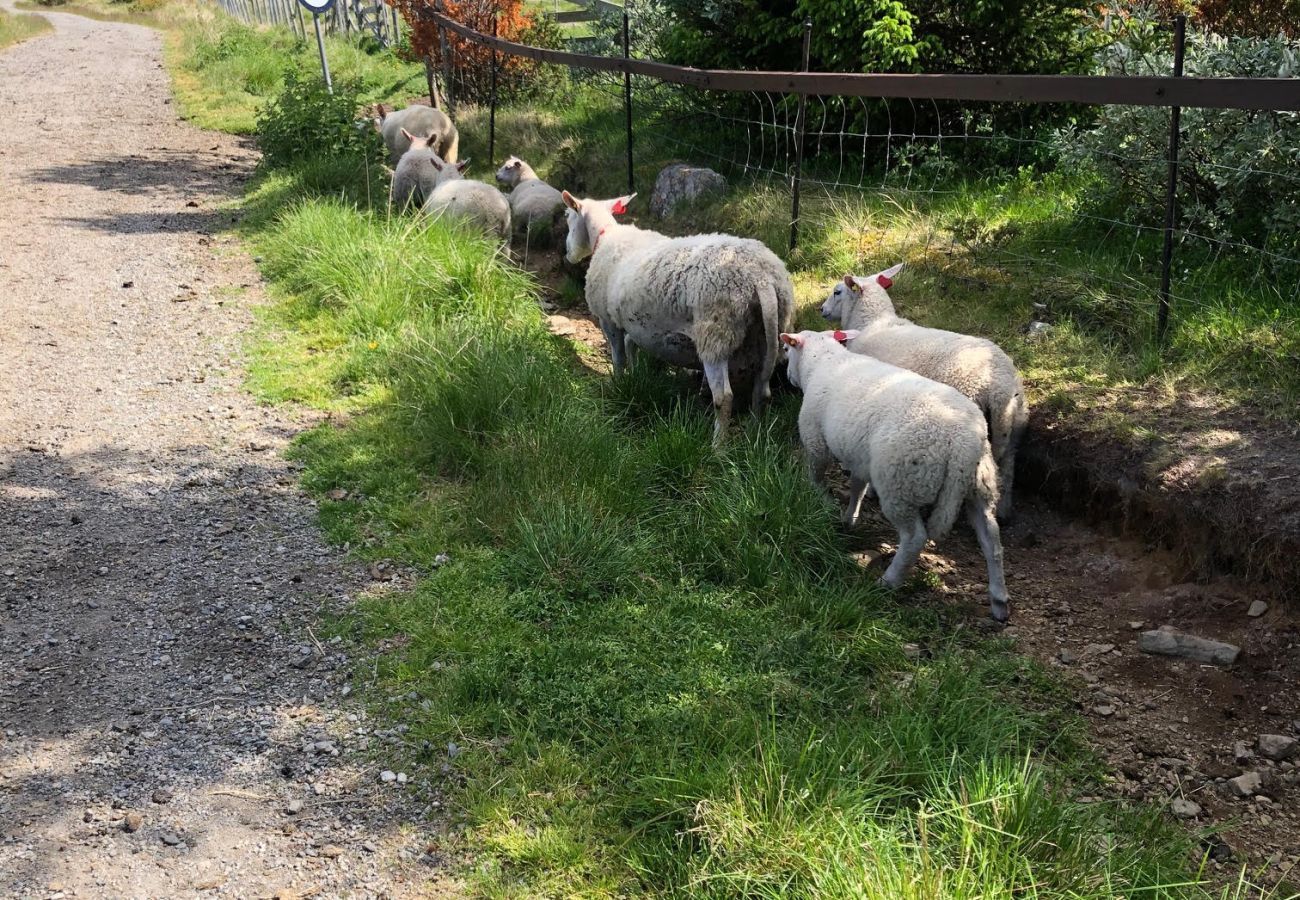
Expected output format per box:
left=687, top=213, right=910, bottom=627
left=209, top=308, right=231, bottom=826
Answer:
left=373, top=103, right=1029, bottom=623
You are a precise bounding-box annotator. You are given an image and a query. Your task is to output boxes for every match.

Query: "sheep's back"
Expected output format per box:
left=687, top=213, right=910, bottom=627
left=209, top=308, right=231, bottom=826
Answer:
left=850, top=324, right=1015, bottom=414
left=807, top=354, right=985, bottom=505
left=425, top=181, right=511, bottom=237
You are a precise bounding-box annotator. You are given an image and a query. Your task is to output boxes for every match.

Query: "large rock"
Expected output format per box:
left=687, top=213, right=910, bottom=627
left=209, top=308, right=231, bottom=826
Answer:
left=1138, top=627, right=1240, bottom=666
left=1227, top=771, right=1262, bottom=798
left=650, top=163, right=727, bottom=218
left=1258, top=734, right=1298, bottom=761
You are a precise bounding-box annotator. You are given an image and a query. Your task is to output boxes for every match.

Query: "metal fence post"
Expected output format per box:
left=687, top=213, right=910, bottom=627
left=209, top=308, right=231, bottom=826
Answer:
left=438, top=0, right=454, bottom=115
left=489, top=7, right=499, bottom=166
left=1156, top=14, right=1186, bottom=345
left=622, top=3, right=634, bottom=194
left=789, top=16, right=812, bottom=254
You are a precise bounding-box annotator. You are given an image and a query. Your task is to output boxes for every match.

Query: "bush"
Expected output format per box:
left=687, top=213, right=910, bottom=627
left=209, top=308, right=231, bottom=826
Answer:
left=255, top=70, right=381, bottom=170
left=1057, top=9, right=1300, bottom=261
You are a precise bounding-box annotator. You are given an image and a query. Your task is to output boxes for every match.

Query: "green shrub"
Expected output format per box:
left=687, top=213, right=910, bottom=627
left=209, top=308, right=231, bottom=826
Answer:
left=1058, top=10, right=1300, bottom=261
left=255, top=69, right=381, bottom=170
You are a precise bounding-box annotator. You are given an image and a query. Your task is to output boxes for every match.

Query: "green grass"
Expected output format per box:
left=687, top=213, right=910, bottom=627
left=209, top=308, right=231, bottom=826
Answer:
left=238, top=161, right=1226, bottom=898
left=149, top=9, right=1293, bottom=897
left=0, top=6, right=52, bottom=50
left=167, top=14, right=423, bottom=134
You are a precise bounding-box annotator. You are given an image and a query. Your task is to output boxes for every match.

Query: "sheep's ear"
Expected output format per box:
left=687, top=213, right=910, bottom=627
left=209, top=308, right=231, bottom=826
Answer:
left=562, top=191, right=581, bottom=211
left=610, top=193, right=636, bottom=215
left=844, top=275, right=863, bottom=293
left=456, top=159, right=470, bottom=173
left=779, top=333, right=804, bottom=349
left=400, top=127, right=416, bottom=143
left=875, top=263, right=904, bottom=290
left=429, top=157, right=444, bottom=171
left=831, top=329, right=860, bottom=343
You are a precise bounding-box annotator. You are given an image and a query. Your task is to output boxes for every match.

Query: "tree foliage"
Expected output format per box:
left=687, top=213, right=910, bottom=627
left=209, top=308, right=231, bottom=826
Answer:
left=1057, top=8, right=1300, bottom=260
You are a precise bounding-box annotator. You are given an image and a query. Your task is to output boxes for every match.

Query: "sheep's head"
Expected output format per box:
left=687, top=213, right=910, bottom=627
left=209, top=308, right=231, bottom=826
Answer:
left=778, top=329, right=859, bottom=389
left=401, top=128, right=437, bottom=151
left=820, top=264, right=903, bottom=323
left=429, top=155, right=470, bottom=185
left=560, top=191, right=635, bottom=264
left=496, top=156, right=525, bottom=188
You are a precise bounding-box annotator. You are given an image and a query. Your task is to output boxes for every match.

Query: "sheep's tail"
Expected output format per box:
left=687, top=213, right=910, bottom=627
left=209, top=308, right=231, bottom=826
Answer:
left=753, top=280, right=780, bottom=409
left=987, top=374, right=1028, bottom=518
left=926, top=439, right=992, bottom=541
left=441, top=128, right=460, bottom=165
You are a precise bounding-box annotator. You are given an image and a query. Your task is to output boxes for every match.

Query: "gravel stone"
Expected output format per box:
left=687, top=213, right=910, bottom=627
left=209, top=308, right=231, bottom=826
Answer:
left=1170, top=798, right=1202, bottom=818
left=1258, top=734, right=1298, bottom=761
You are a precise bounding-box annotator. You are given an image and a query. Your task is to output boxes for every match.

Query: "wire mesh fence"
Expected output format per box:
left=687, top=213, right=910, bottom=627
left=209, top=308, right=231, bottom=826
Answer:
left=214, top=0, right=401, bottom=47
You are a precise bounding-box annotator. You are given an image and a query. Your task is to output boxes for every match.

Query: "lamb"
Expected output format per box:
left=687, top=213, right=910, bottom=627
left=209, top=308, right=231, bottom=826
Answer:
left=422, top=155, right=512, bottom=242
left=561, top=191, right=795, bottom=443
left=781, top=328, right=1010, bottom=622
left=820, top=264, right=1028, bottom=520
left=389, top=130, right=443, bottom=210
left=375, top=103, right=459, bottom=165
left=495, top=156, right=564, bottom=230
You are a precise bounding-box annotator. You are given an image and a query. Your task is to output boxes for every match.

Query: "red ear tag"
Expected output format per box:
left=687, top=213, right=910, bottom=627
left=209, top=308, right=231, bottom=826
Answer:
left=876, top=274, right=893, bottom=289
left=833, top=330, right=847, bottom=342
left=610, top=199, right=628, bottom=215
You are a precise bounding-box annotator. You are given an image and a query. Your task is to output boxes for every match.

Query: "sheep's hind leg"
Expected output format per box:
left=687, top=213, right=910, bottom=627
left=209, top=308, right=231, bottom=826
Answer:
left=843, top=476, right=869, bottom=527
left=966, top=500, right=1011, bottom=622
left=881, top=511, right=927, bottom=589
left=599, top=320, right=629, bottom=375
left=702, top=360, right=734, bottom=446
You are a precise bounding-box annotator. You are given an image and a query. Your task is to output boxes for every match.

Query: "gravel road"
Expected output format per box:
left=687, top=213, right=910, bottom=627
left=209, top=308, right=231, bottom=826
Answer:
left=0, top=8, right=449, bottom=898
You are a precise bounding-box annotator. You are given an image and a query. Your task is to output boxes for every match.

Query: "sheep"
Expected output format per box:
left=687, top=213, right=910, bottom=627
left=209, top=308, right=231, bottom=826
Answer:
left=820, top=264, right=1028, bottom=520
left=375, top=103, right=459, bottom=165
left=389, top=130, right=443, bottom=211
left=781, top=328, right=1010, bottom=622
left=561, top=191, right=795, bottom=443
left=495, top=156, right=565, bottom=230
left=422, top=155, right=512, bottom=242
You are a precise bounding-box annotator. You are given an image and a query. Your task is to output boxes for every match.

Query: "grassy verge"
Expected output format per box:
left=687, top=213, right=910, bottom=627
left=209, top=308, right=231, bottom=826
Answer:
left=0, top=5, right=52, bottom=50
left=238, top=157, right=1217, bottom=898
left=141, top=10, right=1282, bottom=897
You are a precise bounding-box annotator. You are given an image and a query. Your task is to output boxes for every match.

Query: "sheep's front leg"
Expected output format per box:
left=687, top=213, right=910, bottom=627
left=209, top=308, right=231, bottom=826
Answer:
left=702, top=360, right=734, bottom=446
left=843, top=475, right=869, bottom=527
left=599, top=320, right=629, bottom=375
left=881, top=512, right=927, bottom=588
left=966, top=500, right=1011, bottom=622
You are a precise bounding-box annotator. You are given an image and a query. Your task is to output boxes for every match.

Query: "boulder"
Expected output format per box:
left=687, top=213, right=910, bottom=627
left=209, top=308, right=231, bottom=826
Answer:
left=1138, top=627, right=1240, bottom=666
left=650, top=163, right=727, bottom=218
left=1258, top=734, right=1298, bottom=761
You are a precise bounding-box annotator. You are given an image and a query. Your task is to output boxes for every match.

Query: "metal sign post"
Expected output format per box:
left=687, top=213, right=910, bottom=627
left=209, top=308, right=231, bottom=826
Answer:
left=297, top=0, right=336, bottom=93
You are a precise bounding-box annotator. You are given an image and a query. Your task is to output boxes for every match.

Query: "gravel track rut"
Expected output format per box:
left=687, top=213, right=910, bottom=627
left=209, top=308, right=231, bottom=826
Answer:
left=0, top=9, right=448, bottom=898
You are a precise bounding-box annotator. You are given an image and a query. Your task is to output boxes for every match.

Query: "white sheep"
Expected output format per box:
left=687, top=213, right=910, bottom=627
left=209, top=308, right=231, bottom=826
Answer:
left=820, top=264, right=1028, bottom=520
left=782, top=328, right=1010, bottom=621
left=422, top=156, right=512, bottom=242
left=375, top=104, right=459, bottom=165
left=389, top=130, right=443, bottom=210
left=561, top=191, right=795, bottom=443
left=495, top=156, right=564, bottom=230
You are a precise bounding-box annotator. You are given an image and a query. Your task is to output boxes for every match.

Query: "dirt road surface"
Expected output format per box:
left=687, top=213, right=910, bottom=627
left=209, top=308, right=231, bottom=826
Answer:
left=0, top=7, right=451, bottom=898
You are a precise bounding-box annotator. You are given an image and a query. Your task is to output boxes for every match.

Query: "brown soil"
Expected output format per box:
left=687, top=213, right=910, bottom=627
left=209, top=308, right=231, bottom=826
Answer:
left=520, top=237, right=1300, bottom=891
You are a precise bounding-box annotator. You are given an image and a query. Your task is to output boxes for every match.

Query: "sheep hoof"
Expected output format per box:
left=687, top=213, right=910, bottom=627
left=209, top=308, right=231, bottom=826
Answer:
left=989, top=598, right=1010, bottom=623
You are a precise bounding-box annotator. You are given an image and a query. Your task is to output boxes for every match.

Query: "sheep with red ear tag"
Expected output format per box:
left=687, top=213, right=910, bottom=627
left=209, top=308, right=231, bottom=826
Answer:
left=420, top=154, right=512, bottom=242
left=780, top=328, right=1011, bottom=622
left=820, top=264, right=1028, bottom=521
left=560, top=191, right=795, bottom=444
